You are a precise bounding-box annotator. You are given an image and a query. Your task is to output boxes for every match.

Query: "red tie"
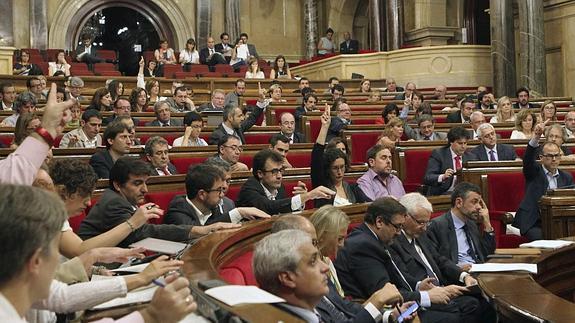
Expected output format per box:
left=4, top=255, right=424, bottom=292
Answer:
left=454, top=156, right=462, bottom=171
left=162, top=166, right=171, bottom=176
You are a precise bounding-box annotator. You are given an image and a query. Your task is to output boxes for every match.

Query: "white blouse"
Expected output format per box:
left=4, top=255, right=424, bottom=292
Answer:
left=179, top=49, right=199, bottom=64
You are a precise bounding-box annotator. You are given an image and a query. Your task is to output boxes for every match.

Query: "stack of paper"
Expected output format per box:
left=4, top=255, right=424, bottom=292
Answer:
left=470, top=263, right=538, bottom=274
left=205, top=285, right=285, bottom=306
left=129, top=238, right=188, bottom=255
left=519, top=240, right=574, bottom=250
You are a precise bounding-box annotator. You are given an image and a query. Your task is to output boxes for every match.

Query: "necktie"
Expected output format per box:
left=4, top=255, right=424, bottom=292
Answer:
left=162, top=166, right=171, bottom=176
left=209, top=48, right=213, bottom=55
left=410, top=240, right=439, bottom=286
left=489, top=150, right=496, bottom=161
left=454, top=155, right=462, bottom=171
left=318, top=296, right=348, bottom=322
left=463, top=224, right=479, bottom=263
left=162, top=122, right=169, bottom=127
left=424, top=136, right=430, bottom=140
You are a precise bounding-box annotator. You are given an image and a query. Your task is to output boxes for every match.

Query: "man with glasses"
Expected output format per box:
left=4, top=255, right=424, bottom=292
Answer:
left=236, top=149, right=333, bottom=215
left=66, top=76, right=85, bottom=101
left=103, top=98, right=139, bottom=126
left=427, top=182, right=496, bottom=270
left=146, top=101, right=183, bottom=126
left=216, top=134, right=249, bottom=172
left=279, top=112, right=305, bottom=143
left=403, top=115, right=447, bottom=141
left=164, top=164, right=268, bottom=229
left=513, top=120, right=574, bottom=241
left=26, top=77, right=43, bottom=99
left=326, top=98, right=352, bottom=142
left=335, top=197, right=470, bottom=323
left=198, top=89, right=226, bottom=112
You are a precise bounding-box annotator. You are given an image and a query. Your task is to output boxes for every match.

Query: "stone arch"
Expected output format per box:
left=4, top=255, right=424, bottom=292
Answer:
left=48, top=0, right=193, bottom=51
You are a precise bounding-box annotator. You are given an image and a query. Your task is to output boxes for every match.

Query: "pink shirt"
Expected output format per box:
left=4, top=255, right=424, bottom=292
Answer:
left=0, top=137, right=50, bottom=185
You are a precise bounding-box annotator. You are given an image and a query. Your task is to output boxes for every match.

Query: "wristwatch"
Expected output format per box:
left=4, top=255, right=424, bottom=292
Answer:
left=35, top=127, right=55, bottom=147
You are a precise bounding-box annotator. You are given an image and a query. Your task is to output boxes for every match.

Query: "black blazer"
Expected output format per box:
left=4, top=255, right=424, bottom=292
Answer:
left=163, top=195, right=232, bottom=225
left=102, top=115, right=139, bottom=127
left=235, top=177, right=293, bottom=215
left=145, top=118, right=183, bottom=127
left=427, top=211, right=496, bottom=264
left=339, top=40, right=359, bottom=54
left=89, top=150, right=115, bottom=179
left=281, top=131, right=306, bottom=143
left=446, top=110, right=465, bottom=124
left=78, top=189, right=192, bottom=248
left=389, top=233, right=463, bottom=286
left=208, top=106, right=263, bottom=145
left=149, top=162, right=178, bottom=176
left=334, top=223, right=422, bottom=302
left=423, top=146, right=477, bottom=196
left=513, top=144, right=574, bottom=235
left=316, top=281, right=375, bottom=323
left=326, top=117, right=350, bottom=142
left=469, top=143, right=518, bottom=161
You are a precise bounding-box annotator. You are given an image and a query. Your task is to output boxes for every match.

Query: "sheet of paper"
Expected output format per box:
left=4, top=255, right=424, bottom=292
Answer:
left=111, top=263, right=148, bottom=273
left=470, top=263, right=538, bottom=274
left=205, top=285, right=285, bottom=306
left=519, top=240, right=574, bottom=250
left=91, top=285, right=158, bottom=310
left=129, top=237, right=188, bottom=255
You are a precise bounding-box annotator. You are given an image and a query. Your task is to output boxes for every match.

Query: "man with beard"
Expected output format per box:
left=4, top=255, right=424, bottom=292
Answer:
left=513, top=87, right=536, bottom=109
left=427, top=182, right=496, bottom=270
left=357, top=144, right=405, bottom=200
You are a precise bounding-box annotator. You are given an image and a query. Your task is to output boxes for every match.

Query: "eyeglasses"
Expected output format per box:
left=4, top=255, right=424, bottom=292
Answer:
left=205, top=187, right=226, bottom=194
left=331, top=165, right=346, bottom=172
left=541, top=154, right=561, bottom=159
left=387, top=221, right=403, bottom=232
left=408, top=213, right=430, bottom=227
left=262, top=167, right=286, bottom=175
left=223, top=145, right=243, bottom=152
left=189, top=125, right=202, bottom=129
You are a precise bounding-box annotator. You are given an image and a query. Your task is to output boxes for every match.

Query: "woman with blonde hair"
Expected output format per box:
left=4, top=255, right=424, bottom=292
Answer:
left=510, top=109, right=537, bottom=139
left=377, top=117, right=404, bottom=150
left=490, top=96, right=515, bottom=123
left=310, top=205, right=350, bottom=297
left=539, top=99, right=557, bottom=122
left=245, top=56, right=265, bottom=79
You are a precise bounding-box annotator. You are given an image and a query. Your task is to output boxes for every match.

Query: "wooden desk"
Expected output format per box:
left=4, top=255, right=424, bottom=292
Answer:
left=478, top=244, right=575, bottom=322
left=540, top=190, right=575, bottom=239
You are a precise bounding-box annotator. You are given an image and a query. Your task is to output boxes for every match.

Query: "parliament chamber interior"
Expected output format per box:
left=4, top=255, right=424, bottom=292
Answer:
left=1, top=0, right=575, bottom=322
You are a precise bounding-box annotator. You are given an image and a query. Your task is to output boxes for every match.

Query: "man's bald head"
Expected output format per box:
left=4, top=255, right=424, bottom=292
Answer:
left=270, top=215, right=317, bottom=239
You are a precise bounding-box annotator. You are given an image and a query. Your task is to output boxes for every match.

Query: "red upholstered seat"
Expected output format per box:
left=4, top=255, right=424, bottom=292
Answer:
left=286, top=151, right=311, bottom=168
left=146, top=191, right=185, bottom=223
left=309, top=119, right=322, bottom=142
left=515, top=146, right=526, bottom=159
left=238, top=155, right=254, bottom=168
left=0, top=134, right=14, bottom=147
left=403, top=149, right=433, bottom=192
left=244, top=133, right=273, bottom=144
left=163, top=65, right=182, bottom=79
left=172, top=156, right=207, bottom=174
left=349, top=132, right=380, bottom=164
left=227, top=185, right=241, bottom=202
left=218, top=250, right=257, bottom=286
left=68, top=211, right=86, bottom=233
left=495, top=129, right=512, bottom=139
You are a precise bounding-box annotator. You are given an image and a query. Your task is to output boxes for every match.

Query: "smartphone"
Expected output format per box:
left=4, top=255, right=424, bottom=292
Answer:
left=465, top=284, right=482, bottom=296
left=397, top=302, right=419, bottom=323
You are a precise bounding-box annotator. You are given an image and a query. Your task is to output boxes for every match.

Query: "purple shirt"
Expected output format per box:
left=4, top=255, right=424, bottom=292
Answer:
left=357, top=168, right=406, bottom=200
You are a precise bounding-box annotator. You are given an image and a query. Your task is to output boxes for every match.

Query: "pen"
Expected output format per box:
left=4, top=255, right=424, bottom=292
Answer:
left=395, top=304, right=402, bottom=316
left=152, top=279, right=165, bottom=288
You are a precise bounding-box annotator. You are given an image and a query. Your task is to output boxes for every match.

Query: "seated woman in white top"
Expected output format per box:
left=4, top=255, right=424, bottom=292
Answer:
left=244, top=56, right=265, bottom=79
left=490, top=96, right=516, bottom=123
left=317, top=28, right=335, bottom=55
left=48, top=50, right=71, bottom=77
left=173, top=111, right=208, bottom=147
left=510, top=108, right=537, bottom=139
left=179, top=38, right=200, bottom=68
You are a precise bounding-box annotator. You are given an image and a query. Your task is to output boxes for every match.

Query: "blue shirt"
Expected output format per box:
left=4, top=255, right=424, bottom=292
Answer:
left=451, top=213, right=476, bottom=265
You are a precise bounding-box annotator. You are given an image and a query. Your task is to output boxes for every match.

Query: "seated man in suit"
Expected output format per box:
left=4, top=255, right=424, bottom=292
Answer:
left=424, top=126, right=477, bottom=196
left=470, top=123, right=518, bottom=161
left=331, top=84, right=345, bottom=102
left=403, top=114, right=447, bottom=141
left=335, top=197, right=472, bottom=323
left=165, top=86, right=195, bottom=113
left=394, top=82, right=415, bottom=100
left=79, top=158, right=203, bottom=247
left=89, top=122, right=132, bottom=179
left=513, top=120, right=574, bottom=240
left=514, top=87, right=536, bottom=109
left=468, top=111, right=485, bottom=140
left=427, top=182, right=496, bottom=270
left=476, top=91, right=495, bottom=110
left=75, top=34, right=114, bottom=67
left=269, top=134, right=293, bottom=169
left=102, top=98, right=139, bottom=126
left=564, top=111, right=575, bottom=138
left=326, top=99, right=352, bottom=142
left=144, top=136, right=177, bottom=176
left=197, top=89, right=226, bottom=112
left=164, top=163, right=267, bottom=228
left=294, top=93, right=318, bottom=134
left=236, top=149, right=333, bottom=215
left=279, top=112, right=305, bottom=143
left=146, top=101, right=183, bottom=127
left=199, top=36, right=227, bottom=68
left=292, top=77, right=311, bottom=94
left=339, top=32, right=359, bottom=54
left=216, top=134, right=249, bottom=172
left=254, top=229, right=413, bottom=323
left=393, top=193, right=496, bottom=323
left=384, top=78, right=404, bottom=93
left=357, top=144, right=406, bottom=200
left=224, top=79, right=246, bottom=107
left=208, top=97, right=266, bottom=145
left=239, top=33, right=259, bottom=59
left=446, top=97, right=474, bottom=124
left=59, top=109, right=103, bottom=148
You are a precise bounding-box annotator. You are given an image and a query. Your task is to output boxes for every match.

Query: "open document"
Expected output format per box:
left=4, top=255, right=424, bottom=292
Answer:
left=519, top=240, right=574, bottom=250
left=205, top=285, right=285, bottom=306
left=470, top=263, right=538, bottom=274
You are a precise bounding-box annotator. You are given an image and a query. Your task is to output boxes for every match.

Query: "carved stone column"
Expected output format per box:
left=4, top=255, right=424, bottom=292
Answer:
left=30, top=0, right=47, bottom=49
left=0, top=0, right=14, bottom=47
left=304, top=0, right=318, bottom=59
left=518, top=0, right=547, bottom=96
left=196, top=0, right=212, bottom=49
left=369, top=0, right=382, bottom=51
left=225, top=0, right=241, bottom=41
left=489, top=0, right=516, bottom=97
left=386, top=0, right=403, bottom=50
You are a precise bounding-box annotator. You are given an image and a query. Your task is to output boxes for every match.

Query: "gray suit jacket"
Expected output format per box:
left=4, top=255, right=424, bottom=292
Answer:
left=404, top=123, right=447, bottom=141
left=78, top=189, right=192, bottom=248
left=145, top=118, right=183, bottom=127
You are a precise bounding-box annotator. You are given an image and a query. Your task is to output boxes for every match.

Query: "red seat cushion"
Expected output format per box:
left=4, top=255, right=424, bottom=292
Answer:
left=349, top=132, right=380, bottom=164
left=172, top=157, right=207, bottom=174
left=287, top=151, right=311, bottom=168
left=218, top=250, right=257, bottom=286
left=486, top=172, right=525, bottom=213
left=146, top=191, right=185, bottom=223
left=244, top=133, right=273, bottom=145
left=403, top=149, right=433, bottom=192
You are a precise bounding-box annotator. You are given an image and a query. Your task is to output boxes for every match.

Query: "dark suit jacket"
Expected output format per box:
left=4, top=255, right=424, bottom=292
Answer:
left=403, top=124, right=447, bottom=141
left=424, top=147, right=477, bottom=196
left=208, top=106, right=263, bottom=145
left=246, top=44, right=259, bottom=59
left=280, top=131, right=306, bottom=143
left=326, top=117, right=351, bottom=142
left=163, top=195, right=233, bottom=225
left=235, top=177, right=292, bottom=215
left=469, top=143, right=517, bottom=161
left=334, top=223, right=422, bottom=302
left=75, top=44, right=99, bottom=59
left=339, top=40, right=359, bottom=54
left=89, top=150, right=115, bottom=179
left=145, top=118, right=183, bottom=127
left=316, top=281, right=375, bottom=323
left=197, top=102, right=223, bottom=112
left=149, top=162, right=178, bottom=176
left=513, top=102, right=537, bottom=109
left=427, top=211, right=496, bottom=264
left=199, top=47, right=226, bottom=66
left=513, top=143, right=574, bottom=234
left=78, top=189, right=192, bottom=248
left=446, top=110, right=466, bottom=124
left=389, top=233, right=463, bottom=286
left=102, top=115, right=139, bottom=127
